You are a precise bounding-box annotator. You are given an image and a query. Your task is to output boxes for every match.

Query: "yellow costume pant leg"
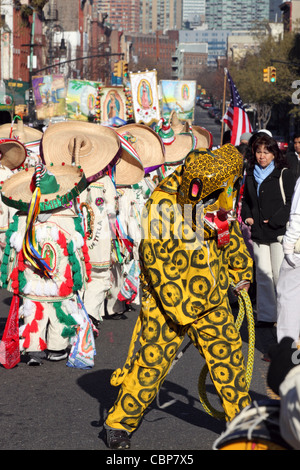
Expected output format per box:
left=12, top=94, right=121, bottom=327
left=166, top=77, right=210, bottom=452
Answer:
left=106, top=294, right=251, bottom=432
left=187, top=298, right=251, bottom=421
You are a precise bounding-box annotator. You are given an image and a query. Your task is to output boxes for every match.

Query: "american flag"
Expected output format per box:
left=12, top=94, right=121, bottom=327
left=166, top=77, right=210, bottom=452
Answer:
left=222, top=69, right=252, bottom=145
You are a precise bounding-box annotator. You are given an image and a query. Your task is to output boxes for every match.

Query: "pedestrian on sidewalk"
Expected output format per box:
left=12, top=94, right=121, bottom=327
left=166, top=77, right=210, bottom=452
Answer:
left=241, top=133, right=295, bottom=360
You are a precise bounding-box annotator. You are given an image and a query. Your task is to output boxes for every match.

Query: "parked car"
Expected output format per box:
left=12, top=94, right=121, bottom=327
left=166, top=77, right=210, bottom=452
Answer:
left=201, top=100, right=213, bottom=109
left=273, top=135, right=289, bottom=153
left=214, top=111, right=222, bottom=124
left=208, top=107, right=221, bottom=118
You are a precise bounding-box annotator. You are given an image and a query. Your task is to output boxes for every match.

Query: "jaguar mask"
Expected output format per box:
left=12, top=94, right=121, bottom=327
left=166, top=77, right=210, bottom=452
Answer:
left=177, top=144, right=243, bottom=246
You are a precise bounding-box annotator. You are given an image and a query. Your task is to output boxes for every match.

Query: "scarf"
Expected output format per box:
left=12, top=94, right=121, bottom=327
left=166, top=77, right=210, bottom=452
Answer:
left=253, top=160, right=275, bottom=195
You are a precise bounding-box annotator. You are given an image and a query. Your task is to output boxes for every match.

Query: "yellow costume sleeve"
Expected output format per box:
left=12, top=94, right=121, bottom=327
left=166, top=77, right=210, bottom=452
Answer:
left=227, top=220, right=253, bottom=286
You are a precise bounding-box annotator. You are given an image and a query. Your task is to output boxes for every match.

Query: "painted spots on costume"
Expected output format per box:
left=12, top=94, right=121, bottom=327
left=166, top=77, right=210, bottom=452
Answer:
left=106, top=303, right=251, bottom=432
left=105, top=145, right=253, bottom=433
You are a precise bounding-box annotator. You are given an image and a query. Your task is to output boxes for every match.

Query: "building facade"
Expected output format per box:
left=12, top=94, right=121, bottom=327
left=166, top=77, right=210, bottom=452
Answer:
left=179, top=28, right=229, bottom=67
left=98, top=0, right=140, bottom=33
left=205, top=0, right=270, bottom=30
left=140, top=0, right=182, bottom=34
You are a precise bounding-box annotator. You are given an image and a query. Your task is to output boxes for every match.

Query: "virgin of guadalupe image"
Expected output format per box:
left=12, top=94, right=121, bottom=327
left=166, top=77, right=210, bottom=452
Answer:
left=107, top=91, right=121, bottom=118
left=138, top=79, right=152, bottom=110
left=182, top=84, right=189, bottom=100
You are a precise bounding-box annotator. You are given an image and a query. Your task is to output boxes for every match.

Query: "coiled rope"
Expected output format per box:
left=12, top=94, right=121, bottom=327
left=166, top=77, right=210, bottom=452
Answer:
left=197, top=287, right=255, bottom=420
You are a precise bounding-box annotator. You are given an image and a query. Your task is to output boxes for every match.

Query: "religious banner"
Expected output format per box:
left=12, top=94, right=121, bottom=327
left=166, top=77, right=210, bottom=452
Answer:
left=32, top=74, right=66, bottom=120
left=160, top=80, right=196, bottom=121
left=129, top=70, right=160, bottom=124
left=100, top=86, right=127, bottom=124
left=66, top=79, right=101, bottom=121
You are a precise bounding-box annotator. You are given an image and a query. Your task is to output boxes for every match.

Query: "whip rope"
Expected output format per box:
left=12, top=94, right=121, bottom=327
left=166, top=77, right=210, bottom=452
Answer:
left=156, top=286, right=255, bottom=419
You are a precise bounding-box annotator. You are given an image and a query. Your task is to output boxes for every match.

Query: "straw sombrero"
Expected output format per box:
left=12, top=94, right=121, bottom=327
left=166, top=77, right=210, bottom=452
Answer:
left=155, top=118, right=195, bottom=165
left=168, top=111, right=212, bottom=149
left=169, top=110, right=190, bottom=134
left=1, top=163, right=87, bottom=212
left=192, top=125, right=213, bottom=149
left=0, top=118, right=43, bottom=144
left=114, top=131, right=145, bottom=185
left=40, top=121, right=121, bottom=184
left=116, top=123, right=165, bottom=175
left=0, top=138, right=27, bottom=170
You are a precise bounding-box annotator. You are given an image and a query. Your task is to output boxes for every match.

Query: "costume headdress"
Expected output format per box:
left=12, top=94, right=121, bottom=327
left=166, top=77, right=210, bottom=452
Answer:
left=176, top=144, right=243, bottom=245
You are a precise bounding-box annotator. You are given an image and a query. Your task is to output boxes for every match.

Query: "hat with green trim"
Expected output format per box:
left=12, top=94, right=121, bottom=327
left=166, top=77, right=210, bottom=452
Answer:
left=155, top=118, right=195, bottom=165
left=0, top=162, right=87, bottom=212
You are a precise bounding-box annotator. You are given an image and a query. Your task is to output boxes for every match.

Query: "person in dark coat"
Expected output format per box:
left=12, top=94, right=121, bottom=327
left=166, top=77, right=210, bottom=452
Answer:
left=286, top=133, right=300, bottom=180
left=241, top=134, right=295, bottom=345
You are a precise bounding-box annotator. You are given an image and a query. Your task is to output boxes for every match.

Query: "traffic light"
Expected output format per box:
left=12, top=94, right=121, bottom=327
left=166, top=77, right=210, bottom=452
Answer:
left=270, top=66, right=276, bottom=83
left=113, top=61, right=122, bottom=77
left=122, top=62, right=128, bottom=78
left=263, top=67, right=270, bottom=82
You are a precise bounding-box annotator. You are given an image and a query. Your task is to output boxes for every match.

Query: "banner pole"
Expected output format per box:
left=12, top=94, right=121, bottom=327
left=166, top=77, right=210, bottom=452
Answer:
left=221, top=68, right=227, bottom=146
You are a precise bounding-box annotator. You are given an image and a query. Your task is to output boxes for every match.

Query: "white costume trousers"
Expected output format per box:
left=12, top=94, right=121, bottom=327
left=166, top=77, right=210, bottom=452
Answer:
left=277, top=254, right=300, bottom=342
left=253, top=240, right=284, bottom=323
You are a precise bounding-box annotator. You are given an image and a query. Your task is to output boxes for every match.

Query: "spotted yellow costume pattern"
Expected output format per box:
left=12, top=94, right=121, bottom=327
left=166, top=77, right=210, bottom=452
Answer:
left=105, top=145, right=253, bottom=433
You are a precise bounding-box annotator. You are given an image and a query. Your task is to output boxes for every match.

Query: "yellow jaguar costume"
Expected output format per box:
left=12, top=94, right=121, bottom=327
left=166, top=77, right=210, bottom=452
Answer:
left=105, top=144, right=253, bottom=438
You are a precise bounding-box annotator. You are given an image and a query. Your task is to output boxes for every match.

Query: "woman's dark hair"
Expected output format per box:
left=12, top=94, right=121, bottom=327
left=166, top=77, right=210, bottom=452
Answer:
left=247, top=134, right=286, bottom=169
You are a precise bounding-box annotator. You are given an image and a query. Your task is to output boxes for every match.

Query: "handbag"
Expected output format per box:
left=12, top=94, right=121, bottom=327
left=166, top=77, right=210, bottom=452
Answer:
left=278, top=168, right=300, bottom=253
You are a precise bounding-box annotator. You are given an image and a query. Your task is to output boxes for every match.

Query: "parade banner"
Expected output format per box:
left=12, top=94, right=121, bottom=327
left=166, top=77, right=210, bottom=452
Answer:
left=32, top=74, right=66, bottom=120
left=66, top=79, right=101, bottom=121
left=129, top=70, right=160, bottom=124
left=160, top=80, right=196, bottom=121
left=100, top=86, right=127, bottom=124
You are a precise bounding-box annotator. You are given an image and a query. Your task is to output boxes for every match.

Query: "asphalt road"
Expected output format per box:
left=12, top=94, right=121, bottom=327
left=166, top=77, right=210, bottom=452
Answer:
left=194, top=104, right=222, bottom=147
left=0, top=286, right=276, bottom=453
left=0, top=111, right=278, bottom=454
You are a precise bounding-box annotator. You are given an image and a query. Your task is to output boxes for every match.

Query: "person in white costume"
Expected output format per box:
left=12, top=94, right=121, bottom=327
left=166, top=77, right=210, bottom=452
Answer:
left=277, top=176, right=300, bottom=343
left=0, top=162, right=93, bottom=367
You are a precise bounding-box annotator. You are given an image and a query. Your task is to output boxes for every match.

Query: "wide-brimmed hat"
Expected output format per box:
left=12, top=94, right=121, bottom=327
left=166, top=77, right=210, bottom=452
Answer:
left=0, top=138, right=27, bottom=170
left=168, top=111, right=212, bottom=149
left=0, top=163, right=87, bottom=212
left=155, top=118, right=195, bottom=165
left=114, top=131, right=145, bottom=185
left=191, top=125, right=213, bottom=149
left=116, top=123, right=165, bottom=174
left=0, top=118, right=43, bottom=144
left=40, top=121, right=121, bottom=184
left=169, top=110, right=190, bottom=134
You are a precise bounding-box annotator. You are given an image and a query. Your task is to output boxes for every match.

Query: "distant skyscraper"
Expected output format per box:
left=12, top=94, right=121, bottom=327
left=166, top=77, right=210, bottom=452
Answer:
left=205, top=0, right=270, bottom=30
left=98, top=0, right=140, bottom=33
left=140, top=0, right=182, bottom=33
left=269, top=0, right=283, bottom=22
left=182, top=0, right=205, bottom=25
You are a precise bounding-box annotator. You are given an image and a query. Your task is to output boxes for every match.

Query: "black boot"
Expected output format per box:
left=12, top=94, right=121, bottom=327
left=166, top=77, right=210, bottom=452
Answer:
left=106, top=428, right=131, bottom=449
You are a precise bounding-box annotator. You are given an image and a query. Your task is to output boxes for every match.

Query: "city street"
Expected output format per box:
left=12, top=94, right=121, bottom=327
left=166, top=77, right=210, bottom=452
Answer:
left=0, top=292, right=276, bottom=452
left=0, top=107, right=278, bottom=453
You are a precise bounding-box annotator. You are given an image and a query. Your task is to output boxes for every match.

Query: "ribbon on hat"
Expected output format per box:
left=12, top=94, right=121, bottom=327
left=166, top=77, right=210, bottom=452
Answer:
left=155, top=118, right=175, bottom=145
left=22, top=162, right=53, bottom=278
left=9, top=115, right=22, bottom=139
